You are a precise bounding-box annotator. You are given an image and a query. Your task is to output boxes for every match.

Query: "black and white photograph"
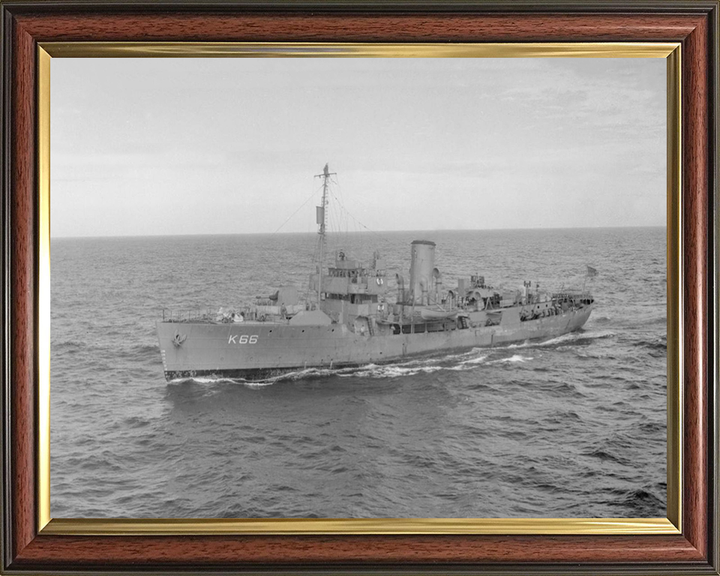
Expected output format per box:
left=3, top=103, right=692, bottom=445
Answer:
left=50, top=56, right=667, bottom=519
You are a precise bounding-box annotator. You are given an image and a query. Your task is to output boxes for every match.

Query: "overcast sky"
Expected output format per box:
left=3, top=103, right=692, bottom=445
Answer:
left=51, top=57, right=666, bottom=238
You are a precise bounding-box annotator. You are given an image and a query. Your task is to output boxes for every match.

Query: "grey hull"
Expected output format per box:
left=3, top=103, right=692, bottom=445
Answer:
left=157, top=305, right=593, bottom=382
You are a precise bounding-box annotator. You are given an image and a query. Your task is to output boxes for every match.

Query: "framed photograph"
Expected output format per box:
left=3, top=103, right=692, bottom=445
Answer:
left=1, top=1, right=717, bottom=575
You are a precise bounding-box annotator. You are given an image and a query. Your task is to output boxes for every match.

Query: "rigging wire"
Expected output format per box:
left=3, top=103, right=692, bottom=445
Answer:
left=273, top=172, right=401, bottom=270
left=272, top=183, right=324, bottom=234
left=330, top=180, right=396, bottom=248
left=327, top=177, right=404, bottom=278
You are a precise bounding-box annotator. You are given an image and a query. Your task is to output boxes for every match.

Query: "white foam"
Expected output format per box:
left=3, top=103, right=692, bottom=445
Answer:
left=173, top=376, right=235, bottom=384
left=487, top=354, right=533, bottom=364
left=503, top=330, right=614, bottom=351
left=241, top=379, right=278, bottom=388
left=345, top=364, right=445, bottom=379
left=174, top=343, right=540, bottom=385
left=538, top=333, right=579, bottom=346
left=460, top=355, right=489, bottom=365
left=539, top=329, right=615, bottom=347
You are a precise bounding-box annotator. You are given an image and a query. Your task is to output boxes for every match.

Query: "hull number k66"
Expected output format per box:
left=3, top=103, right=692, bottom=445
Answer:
left=228, top=335, right=259, bottom=344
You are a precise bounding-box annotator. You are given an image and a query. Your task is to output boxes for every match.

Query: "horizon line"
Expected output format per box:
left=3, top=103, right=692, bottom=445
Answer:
left=50, top=224, right=667, bottom=241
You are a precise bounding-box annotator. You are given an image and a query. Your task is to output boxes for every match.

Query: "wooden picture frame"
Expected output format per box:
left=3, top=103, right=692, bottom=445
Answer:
left=1, top=1, right=717, bottom=574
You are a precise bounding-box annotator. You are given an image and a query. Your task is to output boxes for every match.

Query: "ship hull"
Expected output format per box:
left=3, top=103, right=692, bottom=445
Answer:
left=157, top=305, right=593, bottom=382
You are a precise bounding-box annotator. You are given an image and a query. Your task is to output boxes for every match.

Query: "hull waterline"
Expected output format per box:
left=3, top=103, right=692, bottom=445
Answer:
left=158, top=305, right=593, bottom=382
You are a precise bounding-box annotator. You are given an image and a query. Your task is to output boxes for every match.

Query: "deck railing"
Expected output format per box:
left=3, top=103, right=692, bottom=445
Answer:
left=161, top=308, right=215, bottom=322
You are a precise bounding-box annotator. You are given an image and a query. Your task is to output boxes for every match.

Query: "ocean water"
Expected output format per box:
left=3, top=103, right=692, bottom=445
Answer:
left=50, top=227, right=667, bottom=518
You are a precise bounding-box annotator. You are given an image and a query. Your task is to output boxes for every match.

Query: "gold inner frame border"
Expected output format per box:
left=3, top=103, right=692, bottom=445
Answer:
left=36, top=41, right=682, bottom=536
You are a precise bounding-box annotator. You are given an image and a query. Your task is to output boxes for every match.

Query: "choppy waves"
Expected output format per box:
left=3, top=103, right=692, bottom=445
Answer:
left=50, top=228, right=668, bottom=519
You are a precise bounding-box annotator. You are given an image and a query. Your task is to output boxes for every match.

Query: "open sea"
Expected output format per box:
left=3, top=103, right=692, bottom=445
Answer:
left=50, top=227, right=666, bottom=518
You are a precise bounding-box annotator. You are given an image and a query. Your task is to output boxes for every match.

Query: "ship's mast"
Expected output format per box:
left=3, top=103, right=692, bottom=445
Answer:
left=315, top=163, right=336, bottom=305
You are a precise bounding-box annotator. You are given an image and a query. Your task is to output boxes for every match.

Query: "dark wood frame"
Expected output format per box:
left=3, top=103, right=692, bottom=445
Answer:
left=1, top=1, right=718, bottom=574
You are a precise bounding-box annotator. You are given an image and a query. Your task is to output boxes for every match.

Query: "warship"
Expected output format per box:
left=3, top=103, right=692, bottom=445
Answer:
left=157, top=164, right=595, bottom=382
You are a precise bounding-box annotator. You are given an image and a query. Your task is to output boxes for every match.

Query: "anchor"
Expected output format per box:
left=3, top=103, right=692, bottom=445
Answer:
left=172, top=332, right=187, bottom=347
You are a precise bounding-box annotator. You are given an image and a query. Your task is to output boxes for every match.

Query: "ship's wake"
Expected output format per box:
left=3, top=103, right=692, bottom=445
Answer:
left=168, top=347, right=538, bottom=387
left=508, top=329, right=616, bottom=349
left=168, top=331, right=611, bottom=387
left=262, top=348, right=520, bottom=382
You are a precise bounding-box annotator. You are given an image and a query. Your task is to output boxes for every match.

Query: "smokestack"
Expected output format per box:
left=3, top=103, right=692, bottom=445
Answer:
left=409, top=240, right=436, bottom=305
